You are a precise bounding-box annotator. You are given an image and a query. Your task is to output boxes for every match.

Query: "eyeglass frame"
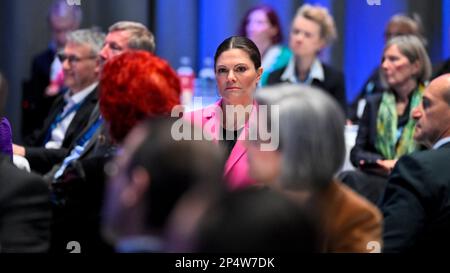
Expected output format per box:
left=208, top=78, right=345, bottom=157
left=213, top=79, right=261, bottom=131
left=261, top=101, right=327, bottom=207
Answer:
left=57, top=52, right=98, bottom=64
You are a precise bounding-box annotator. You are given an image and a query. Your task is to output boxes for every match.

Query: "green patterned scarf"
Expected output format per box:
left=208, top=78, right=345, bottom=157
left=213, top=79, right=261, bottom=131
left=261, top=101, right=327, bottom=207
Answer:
left=375, top=84, right=424, bottom=160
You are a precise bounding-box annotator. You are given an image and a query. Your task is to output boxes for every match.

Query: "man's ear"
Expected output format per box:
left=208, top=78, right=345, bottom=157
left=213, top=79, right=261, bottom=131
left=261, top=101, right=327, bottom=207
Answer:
left=120, top=166, right=150, bottom=208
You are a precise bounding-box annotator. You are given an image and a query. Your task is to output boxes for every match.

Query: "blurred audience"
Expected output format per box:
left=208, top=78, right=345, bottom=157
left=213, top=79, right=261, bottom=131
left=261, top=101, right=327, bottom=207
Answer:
left=48, top=50, right=180, bottom=253
left=266, top=4, right=347, bottom=113
left=349, top=14, right=427, bottom=122
left=14, top=29, right=104, bottom=175
left=340, top=35, right=431, bottom=205
left=0, top=72, right=51, bottom=253
left=380, top=74, right=450, bottom=252
left=251, top=84, right=382, bottom=252
left=103, top=118, right=224, bottom=252
left=22, top=0, right=82, bottom=139
left=47, top=21, right=157, bottom=182
left=185, top=36, right=262, bottom=190
left=44, top=22, right=156, bottom=252
left=239, top=4, right=292, bottom=86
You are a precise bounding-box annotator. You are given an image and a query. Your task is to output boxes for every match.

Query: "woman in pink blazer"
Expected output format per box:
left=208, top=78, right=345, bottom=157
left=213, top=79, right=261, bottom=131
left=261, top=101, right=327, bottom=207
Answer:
left=186, top=36, right=263, bottom=190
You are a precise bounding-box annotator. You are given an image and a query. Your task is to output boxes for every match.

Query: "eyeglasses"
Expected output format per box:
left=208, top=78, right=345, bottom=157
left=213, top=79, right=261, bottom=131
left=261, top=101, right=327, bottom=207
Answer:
left=57, top=53, right=97, bottom=64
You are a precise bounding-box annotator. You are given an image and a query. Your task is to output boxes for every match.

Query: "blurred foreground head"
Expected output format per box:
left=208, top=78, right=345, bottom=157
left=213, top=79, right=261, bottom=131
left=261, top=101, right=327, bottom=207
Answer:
left=251, top=83, right=345, bottom=191
left=99, top=51, right=181, bottom=143
left=102, top=118, right=226, bottom=252
left=195, top=187, right=320, bottom=253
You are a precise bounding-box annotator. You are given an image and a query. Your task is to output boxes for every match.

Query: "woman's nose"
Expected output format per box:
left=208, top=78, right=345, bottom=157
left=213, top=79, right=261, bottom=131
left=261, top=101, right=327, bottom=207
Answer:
left=227, top=70, right=237, bottom=82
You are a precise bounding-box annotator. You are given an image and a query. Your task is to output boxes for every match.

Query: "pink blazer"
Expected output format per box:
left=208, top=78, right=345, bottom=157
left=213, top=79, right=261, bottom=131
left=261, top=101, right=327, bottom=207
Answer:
left=184, top=99, right=257, bottom=190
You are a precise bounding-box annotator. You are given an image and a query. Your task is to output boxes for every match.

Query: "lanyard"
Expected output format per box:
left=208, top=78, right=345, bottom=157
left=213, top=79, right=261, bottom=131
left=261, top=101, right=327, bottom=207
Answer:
left=51, top=117, right=103, bottom=183
left=44, top=100, right=83, bottom=144
left=76, top=116, right=103, bottom=147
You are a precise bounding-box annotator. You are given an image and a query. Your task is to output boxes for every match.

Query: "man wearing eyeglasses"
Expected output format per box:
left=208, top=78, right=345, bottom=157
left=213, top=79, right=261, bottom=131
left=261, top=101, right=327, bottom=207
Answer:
left=44, top=21, right=156, bottom=253
left=13, top=29, right=105, bottom=175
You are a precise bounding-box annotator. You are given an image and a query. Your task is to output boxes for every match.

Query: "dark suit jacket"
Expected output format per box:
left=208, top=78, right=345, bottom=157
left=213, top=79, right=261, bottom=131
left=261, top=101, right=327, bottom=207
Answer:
left=48, top=106, right=116, bottom=253
left=0, top=155, right=51, bottom=252
left=24, top=87, right=99, bottom=174
left=380, top=142, right=450, bottom=252
left=266, top=62, right=347, bottom=114
left=350, top=93, right=384, bottom=167
left=22, top=48, right=58, bottom=138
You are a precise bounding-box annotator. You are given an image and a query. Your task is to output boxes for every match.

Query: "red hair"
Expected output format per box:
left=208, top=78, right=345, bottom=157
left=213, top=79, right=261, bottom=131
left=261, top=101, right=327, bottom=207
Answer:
left=100, top=51, right=181, bottom=142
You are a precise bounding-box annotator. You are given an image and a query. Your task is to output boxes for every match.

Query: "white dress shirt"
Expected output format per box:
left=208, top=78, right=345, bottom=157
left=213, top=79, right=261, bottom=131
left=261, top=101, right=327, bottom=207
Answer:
left=433, top=136, right=450, bottom=150
left=45, top=82, right=98, bottom=149
left=280, top=57, right=325, bottom=85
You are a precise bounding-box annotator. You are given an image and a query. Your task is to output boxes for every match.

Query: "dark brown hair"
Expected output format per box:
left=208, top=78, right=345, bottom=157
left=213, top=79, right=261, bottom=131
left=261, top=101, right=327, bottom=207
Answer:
left=214, top=36, right=261, bottom=70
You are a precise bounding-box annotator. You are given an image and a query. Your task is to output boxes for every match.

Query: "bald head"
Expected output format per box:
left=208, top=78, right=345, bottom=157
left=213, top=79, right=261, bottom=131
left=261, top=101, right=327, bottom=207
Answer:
left=438, top=74, right=450, bottom=104
left=412, top=74, right=450, bottom=147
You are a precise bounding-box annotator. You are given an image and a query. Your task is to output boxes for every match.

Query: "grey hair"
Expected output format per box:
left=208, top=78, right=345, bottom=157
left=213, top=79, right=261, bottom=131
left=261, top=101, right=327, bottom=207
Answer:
left=384, top=35, right=432, bottom=83
left=108, top=21, right=155, bottom=53
left=66, top=28, right=106, bottom=56
left=256, top=83, right=346, bottom=191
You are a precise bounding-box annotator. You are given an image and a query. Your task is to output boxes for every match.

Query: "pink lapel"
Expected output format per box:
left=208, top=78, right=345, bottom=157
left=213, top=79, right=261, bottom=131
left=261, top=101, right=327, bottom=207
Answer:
left=185, top=99, right=257, bottom=179
left=201, top=100, right=221, bottom=142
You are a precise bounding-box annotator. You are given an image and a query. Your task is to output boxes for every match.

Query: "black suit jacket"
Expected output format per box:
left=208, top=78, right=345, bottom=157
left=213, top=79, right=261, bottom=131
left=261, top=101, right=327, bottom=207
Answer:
left=25, top=87, right=99, bottom=174
left=0, top=155, right=51, bottom=252
left=49, top=121, right=116, bottom=253
left=266, top=62, right=347, bottom=114
left=380, top=142, right=450, bottom=252
left=350, top=93, right=384, bottom=167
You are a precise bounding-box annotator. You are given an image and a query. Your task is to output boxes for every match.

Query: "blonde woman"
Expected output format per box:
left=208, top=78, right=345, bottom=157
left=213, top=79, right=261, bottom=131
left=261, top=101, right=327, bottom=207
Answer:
left=266, top=4, right=346, bottom=113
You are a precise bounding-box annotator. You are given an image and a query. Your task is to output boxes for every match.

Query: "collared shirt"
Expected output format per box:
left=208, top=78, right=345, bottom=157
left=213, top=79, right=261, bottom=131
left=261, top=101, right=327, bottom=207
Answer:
left=280, top=57, right=325, bottom=85
left=45, top=82, right=98, bottom=149
left=432, top=136, right=450, bottom=150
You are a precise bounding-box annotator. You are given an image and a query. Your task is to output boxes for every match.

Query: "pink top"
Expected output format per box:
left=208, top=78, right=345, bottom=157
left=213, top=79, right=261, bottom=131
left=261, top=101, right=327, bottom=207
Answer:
left=184, top=99, right=257, bottom=190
